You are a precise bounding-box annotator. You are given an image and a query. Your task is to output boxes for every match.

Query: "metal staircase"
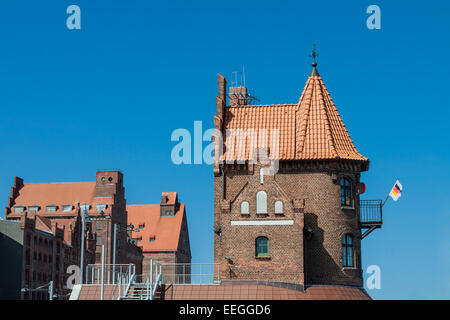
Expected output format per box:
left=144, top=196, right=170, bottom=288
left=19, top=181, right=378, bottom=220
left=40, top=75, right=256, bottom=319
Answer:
left=119, top=263, right=162, bottom=300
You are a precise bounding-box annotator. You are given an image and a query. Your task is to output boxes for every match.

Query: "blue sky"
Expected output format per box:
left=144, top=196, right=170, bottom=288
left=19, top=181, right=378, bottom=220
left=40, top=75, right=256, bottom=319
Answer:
left=0, top=0, right=449, bottom=299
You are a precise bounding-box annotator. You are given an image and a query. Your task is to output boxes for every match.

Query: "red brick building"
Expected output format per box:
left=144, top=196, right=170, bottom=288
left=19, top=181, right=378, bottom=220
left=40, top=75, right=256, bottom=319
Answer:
left=212, top=61, right=376, bottom=294
left=71, top=62, right=379, bottom=301
left=127, top=192, right=191, bottom=281
left=4, top=171, right=143, bottom=298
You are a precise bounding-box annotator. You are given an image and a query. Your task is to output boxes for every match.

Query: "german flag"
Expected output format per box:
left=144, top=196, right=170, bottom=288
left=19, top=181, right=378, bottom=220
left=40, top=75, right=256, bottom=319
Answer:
left=389, top=179, right=403, bottom=201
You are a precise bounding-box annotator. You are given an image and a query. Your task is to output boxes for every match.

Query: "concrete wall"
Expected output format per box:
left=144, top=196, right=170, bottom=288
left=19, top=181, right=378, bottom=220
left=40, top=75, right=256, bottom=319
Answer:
left=0, top=220, right=24, bottom=300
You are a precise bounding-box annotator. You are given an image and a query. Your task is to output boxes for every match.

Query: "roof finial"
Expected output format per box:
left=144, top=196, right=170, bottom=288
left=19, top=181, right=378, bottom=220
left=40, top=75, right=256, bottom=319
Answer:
left=310, top=43, right=319, bottom=66
left=309, top=43, right=319, bottom=76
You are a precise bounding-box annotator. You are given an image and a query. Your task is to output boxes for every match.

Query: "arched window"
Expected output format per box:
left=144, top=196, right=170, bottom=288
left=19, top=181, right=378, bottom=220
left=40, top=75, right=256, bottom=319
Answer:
left=256, top=191, right=267, bottom=214
left=240, top=201, right=249, bottom=214
left=342, top=234, right=354, bottom=267
left=274, top=201, right=283, bottom=214
left=340, top=178, right=353, bottom=207
left=256, top=237, right=269, bottom=257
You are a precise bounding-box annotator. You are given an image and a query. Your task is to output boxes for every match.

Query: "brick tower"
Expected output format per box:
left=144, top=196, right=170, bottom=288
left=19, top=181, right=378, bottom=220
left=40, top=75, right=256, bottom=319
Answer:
left=213, top=61, right=374, bottom=289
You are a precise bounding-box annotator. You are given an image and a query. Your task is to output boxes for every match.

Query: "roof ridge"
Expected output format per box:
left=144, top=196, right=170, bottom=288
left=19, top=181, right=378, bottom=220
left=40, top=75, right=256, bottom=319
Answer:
left=24, top=181, right=95, bottom=185
left=295, top=76, right=313, bottom=157
left=227, top=103, right=297, bottom=109
left=316, top=77, right=339, bottom=158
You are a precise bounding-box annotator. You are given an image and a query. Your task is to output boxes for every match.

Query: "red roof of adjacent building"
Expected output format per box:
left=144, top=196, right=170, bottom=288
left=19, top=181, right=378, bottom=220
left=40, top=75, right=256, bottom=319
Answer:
left=162, top=284, right=371, bottom=300
left=221, top=65, right=367, bottom=162
left=9, top=181, right=114, bottom=216
left=127, top=195, right=185, bottom=252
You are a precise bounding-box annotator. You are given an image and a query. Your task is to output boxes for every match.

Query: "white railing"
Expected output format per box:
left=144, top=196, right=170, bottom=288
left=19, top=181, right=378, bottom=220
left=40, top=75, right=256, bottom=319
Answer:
left=158, top=263, right=220, bottom=285
left=85, top=264, right=135, bottom=285
left=122, top=273, right=136, bottom=298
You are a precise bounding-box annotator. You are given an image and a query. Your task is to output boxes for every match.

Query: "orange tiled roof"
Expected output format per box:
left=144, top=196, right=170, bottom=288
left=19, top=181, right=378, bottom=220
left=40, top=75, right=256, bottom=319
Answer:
left=11, top=182, right=113, bottom=214
left=127, top=202, right=185, bottom=252
left=163, top=284, right=371, bottom=300
left=34, top=215, right=53, bottom=234
left=221, top=66, right=367, bottom=162
left=75, top=284, right=370, bottom=300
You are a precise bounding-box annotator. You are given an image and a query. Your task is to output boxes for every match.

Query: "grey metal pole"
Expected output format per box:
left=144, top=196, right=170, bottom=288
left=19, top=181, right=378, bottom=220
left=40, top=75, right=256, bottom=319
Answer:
left=49, top=281, right=53, bottom=300
left=101, top=245, right=105, bottom=300
left=80, top=206, right=86, bottom=285
left=113, top=223, right=117, bottom=283
left=150, top=259, right=153, bottom=288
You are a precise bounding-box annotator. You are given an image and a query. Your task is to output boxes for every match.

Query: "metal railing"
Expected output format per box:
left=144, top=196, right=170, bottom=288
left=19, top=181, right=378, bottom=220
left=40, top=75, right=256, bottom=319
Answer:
left=120, top=262, right=162, bottom=300
left=85, top=264, right=135, bottom=285
left=157, top=263, right=220, bottom=285
left=359, top=200, right=383, bottom=225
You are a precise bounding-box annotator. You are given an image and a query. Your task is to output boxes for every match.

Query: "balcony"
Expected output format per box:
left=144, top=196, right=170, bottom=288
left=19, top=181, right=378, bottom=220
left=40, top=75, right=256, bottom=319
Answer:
left=358, top=200, right=382, bottom=239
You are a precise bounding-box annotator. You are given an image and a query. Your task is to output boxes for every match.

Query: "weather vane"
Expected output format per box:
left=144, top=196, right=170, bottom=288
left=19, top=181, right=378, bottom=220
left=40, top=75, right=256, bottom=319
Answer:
left=310, top=43, right=319, bottom=63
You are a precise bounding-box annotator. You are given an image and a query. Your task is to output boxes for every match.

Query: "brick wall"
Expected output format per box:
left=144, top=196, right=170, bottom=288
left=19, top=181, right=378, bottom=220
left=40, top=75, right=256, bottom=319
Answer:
left=214, top=163, right=363, bottom=287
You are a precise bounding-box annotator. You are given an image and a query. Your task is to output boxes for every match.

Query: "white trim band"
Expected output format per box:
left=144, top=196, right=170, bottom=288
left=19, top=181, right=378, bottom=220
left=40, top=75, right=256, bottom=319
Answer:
left=230, top=220, right=294, bottom=226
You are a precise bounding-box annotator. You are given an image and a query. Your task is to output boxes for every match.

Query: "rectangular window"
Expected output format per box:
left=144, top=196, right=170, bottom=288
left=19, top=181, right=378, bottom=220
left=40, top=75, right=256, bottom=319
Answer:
left=46, top=205, right=57, bottom=212
left=29, top=206, right=39, bottom=212
left=96, top=236, right=102, bottom=245
left=62, top=205, right=73, bottom=212
left=14, top=206, right=25, bottom=213
left=256, top=237, right=269, bottom=257
left=96, top=204, right=107, bottom=212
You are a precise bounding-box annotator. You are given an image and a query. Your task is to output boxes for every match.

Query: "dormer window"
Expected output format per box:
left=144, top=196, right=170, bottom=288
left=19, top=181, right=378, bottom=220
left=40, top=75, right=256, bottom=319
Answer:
left=162, top=210, right=173, bottom=217
left=62, top=205, right=73, bottom=212
left=135, top=224, right=145, bottom=231
left=14, top=206, right=25, bottom=213
left=46, top=205, right=57, bottom=213
left=28, top=206, right=39, bottom=212
left=149, top=235, right=156, bottom=242
left=96, top=204, right=107, bottom=212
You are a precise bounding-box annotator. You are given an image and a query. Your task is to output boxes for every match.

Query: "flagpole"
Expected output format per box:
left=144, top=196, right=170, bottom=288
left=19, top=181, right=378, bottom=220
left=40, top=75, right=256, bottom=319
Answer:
left=382, top=193, right=390, bottom=207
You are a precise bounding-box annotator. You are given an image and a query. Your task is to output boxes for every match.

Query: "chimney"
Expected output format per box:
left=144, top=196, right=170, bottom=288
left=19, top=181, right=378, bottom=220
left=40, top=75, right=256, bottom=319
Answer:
left=216, top=74, right=227, bottom=120
left=229, top=86, right=248, bottom=107
left=160, top=192, right=178, bottom=217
